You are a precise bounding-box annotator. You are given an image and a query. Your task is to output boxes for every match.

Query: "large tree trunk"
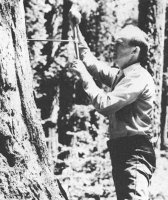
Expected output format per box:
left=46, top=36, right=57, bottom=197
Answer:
left=0, top=0, right=67, bottom=199
left=138, top=0, right=166, bottom=145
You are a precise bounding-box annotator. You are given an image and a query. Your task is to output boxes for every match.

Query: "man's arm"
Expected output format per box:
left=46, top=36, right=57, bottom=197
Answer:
left=69, top=8, right=118, bottom=87
left=71, top=60, right=148, bottom=116
left=76, top=26, right=118, bottom=87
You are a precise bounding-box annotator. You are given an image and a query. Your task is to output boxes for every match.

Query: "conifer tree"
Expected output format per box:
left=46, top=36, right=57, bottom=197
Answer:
left=0, top=1, right=67, bottom=199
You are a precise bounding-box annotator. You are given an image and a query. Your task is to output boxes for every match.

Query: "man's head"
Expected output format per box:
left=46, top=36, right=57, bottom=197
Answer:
left=113, top=25, right=149, bottom=70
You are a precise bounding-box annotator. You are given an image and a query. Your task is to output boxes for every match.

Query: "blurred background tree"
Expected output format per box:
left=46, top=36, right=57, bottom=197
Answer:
left=138, top=0, right=166, bottom=147
left=161, top=3, right=168, bottom=150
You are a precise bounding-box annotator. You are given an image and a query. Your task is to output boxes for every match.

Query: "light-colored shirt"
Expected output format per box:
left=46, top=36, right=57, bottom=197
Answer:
left=79, top=43, right=155, bottom=140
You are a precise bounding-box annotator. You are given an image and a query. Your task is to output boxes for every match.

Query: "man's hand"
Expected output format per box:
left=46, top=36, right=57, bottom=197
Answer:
left=70, top=59, right=89, bottom=80
left=69, top=6, right=81, bottom=26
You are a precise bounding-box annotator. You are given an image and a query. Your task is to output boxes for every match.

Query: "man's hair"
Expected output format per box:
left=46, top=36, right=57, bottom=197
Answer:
left=120, top=25, right=153, bottom=76
left=121, top=25, right=153, bottom=75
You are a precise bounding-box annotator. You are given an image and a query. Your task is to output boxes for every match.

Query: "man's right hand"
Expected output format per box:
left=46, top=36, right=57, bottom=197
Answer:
left=69, top=6, right=81, bottom=26
left=70, top=59, right=88, bottom=80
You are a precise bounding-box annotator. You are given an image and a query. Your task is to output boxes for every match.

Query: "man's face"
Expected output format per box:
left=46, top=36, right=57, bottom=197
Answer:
left=113, top=37, right=134, bottom=69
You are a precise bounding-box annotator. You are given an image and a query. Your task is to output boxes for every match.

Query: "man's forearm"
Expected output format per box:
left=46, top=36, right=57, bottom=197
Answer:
left=73, top=23, right=117, bottom=87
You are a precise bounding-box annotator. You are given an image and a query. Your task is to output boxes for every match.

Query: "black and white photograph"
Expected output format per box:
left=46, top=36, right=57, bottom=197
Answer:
left=0, top=0, right=168, bottom=199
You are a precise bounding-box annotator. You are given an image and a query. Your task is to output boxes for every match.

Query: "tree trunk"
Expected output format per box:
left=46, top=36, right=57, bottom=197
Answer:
left=138, top=0, right=166, bottom=145
left=57, top=0, right=73, bottom=145
left=161, top=6, right=168, bottom=150
left=0, top=0, right=67, bottom=199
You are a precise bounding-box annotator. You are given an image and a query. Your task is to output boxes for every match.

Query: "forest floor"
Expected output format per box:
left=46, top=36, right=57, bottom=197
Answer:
left=59, top=145, right=168, bottom=200
left=149, top=150, right=168, bottom=200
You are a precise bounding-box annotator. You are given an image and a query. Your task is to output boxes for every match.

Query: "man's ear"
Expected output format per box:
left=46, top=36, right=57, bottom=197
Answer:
left=132, top=46, right=140, bottom=56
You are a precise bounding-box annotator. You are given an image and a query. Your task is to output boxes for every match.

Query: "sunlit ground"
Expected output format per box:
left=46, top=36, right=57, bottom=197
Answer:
left=149, top=150, right=168, bottom=200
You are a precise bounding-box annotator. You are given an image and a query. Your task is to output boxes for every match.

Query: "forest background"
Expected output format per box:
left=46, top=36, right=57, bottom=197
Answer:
left=24, top=0, right=168, bottom=199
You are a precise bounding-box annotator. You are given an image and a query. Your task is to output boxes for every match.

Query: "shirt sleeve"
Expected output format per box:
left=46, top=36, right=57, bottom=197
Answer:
left=78, top=39, right=118, bottom=87
left=83, top=72, right=146, bottom=116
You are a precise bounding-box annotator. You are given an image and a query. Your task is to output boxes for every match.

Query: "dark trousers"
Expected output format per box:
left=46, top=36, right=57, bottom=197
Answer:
left=107, top=135, right=156, bottom=200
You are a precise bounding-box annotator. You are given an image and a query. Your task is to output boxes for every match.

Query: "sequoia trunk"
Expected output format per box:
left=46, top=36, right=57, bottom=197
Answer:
left=0, top=0, right=67, bottom=199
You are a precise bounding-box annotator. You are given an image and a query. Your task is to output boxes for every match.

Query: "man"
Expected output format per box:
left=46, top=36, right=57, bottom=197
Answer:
left=70, top=10, right=156, bottom=200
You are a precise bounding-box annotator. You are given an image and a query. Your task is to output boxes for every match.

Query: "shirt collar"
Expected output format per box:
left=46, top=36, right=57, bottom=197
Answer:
left=122, top=62, right=141, bottom=76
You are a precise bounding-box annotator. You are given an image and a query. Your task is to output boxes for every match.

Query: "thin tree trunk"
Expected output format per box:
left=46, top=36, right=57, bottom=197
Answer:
left=138, top=0, right=166, bottom=145
left=161, top=103, right=168, bottom=150
left=58, top=0, right=73, bottom=145
left=0, top=0, right=67, bottom=199
left=161, top=6, right=168, bottom=150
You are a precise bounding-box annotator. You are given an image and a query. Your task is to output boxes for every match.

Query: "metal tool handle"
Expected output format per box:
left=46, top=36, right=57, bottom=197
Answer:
left=73, top=24, right=80, bottom=59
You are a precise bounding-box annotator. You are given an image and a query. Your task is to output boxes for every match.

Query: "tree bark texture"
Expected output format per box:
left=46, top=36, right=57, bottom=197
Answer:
left=138, top=0, right=166, bottom=141
left=0, top=0, right=67, bottom=199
